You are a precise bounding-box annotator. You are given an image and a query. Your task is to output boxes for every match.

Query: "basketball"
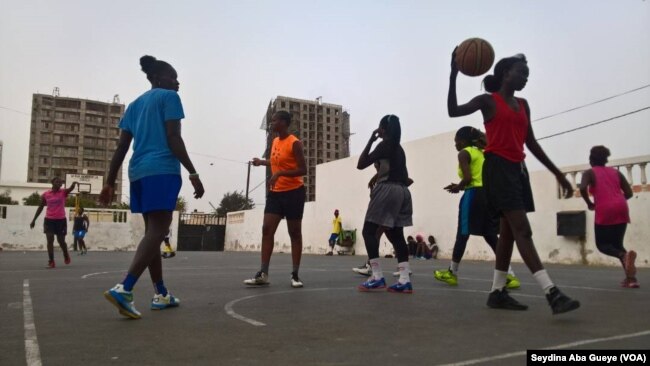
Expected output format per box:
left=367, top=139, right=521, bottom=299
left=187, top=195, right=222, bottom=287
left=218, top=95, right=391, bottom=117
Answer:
left=454, top=38, right=495, bottom=77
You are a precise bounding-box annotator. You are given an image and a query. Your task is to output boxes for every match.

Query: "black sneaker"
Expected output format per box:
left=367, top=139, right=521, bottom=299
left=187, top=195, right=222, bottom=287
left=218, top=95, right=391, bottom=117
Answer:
left=546, top=287, right=580, bottom=315
left=487, top=287, right=528, bottom=310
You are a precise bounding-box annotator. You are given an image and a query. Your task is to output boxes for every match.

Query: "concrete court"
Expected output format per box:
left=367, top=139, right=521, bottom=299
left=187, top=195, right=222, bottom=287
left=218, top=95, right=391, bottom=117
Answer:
left=1, top=251, right=648, bottom=366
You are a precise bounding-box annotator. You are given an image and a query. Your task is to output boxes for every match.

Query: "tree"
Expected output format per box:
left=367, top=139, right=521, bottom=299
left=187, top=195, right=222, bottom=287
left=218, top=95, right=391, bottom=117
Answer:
left=23, top=192, right=42, bottom=206
left=176, top=196, right=187, bottom=213
left=65, top=195, right=100, bottom=208
left=0, top=190, right=18, bottom=205
left=216, top=191, right=254, bottom=216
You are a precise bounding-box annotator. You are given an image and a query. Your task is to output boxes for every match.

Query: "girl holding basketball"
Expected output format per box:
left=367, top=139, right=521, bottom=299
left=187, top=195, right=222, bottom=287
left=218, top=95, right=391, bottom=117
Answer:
left=447, top=51, right=580, bottom=314
left=99, top=55, right=205, bottom=319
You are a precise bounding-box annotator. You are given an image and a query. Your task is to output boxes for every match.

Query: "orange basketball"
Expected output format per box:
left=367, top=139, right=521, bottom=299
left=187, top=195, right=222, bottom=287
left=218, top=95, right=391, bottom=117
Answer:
left=454, top=38, right=495, bottom=77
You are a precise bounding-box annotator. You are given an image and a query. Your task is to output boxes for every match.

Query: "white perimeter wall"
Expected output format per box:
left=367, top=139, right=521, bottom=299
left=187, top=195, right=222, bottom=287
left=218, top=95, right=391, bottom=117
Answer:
left=225, top=131, right=649, bottom=268
left=0, top=205, right=179, bottom=251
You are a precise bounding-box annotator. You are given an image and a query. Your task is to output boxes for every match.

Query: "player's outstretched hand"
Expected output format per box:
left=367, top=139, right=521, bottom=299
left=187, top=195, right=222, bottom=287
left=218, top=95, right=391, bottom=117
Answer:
left=190, top=176, right=205, bottom=199
left=450, top=46, right=459, bottom=74
left=98, top=185, right=114, bottom=206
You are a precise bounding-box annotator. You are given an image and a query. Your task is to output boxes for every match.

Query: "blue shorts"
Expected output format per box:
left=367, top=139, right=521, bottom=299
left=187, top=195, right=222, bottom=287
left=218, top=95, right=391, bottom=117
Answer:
left=73, top=230, right=87, bottom=239
left=329, top=233, right=339, bottom=243
left=130, top=174, right=182, bottom=214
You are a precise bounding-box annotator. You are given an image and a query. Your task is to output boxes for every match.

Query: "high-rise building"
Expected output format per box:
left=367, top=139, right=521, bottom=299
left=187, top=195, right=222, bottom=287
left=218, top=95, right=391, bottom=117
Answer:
left=263, top=96, right=350, bottom=202
left=27, top=93, right=125, bottom=199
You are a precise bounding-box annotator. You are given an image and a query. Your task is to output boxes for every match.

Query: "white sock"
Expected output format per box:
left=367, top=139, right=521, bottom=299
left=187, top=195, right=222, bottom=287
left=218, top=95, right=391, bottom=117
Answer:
left=533, top=269, right=554, bottom=294
left=450, top=261, right=459, bottom=274
left=491, top=270, right=508, bottom=292
left=398, top=262, right=411, bottom=284
left=369, top=258, right=383, bottom=280
left=507, top=265, right=516, bottom=277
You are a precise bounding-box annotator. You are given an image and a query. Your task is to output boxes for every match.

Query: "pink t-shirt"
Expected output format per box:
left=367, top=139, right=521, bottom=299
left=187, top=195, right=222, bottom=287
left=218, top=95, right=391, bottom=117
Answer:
left=588, top=166, right=630, bottom=225
left=42, top=189, right=68, bottom=219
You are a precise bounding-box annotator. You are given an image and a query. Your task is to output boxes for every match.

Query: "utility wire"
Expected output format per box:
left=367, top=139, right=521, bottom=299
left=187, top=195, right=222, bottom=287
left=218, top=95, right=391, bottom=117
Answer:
left=248, top=179, right=267, bottom=194
left=0, top=105, right=30, bottom=115
left=532, top=84, right=650, bottom=122
left=188, top=151, right=249, bottom=165
left=538, top=106, right=650, bottom=141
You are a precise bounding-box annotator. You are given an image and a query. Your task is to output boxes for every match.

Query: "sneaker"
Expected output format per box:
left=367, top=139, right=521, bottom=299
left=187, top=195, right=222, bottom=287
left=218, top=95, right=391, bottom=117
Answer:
left=546, top=286, right=580, bottom=315
left=388, top=281, right=413, bottom=294
left=621, top=277, right=640, bottom=289
left=104, top=284, right=141, bottom=319
left=151, top=293, right=181, bottom=310
left=325, top=251, right=333, bottom=256
left=357, top=277, right=387, bottom=292
left=46, top=260, right=55, bottom=269
left=290, top=272, right=303, bottom=288
left=487, top=287, right=528, bottom=310
left=506, top=274, right=521, bottom=289
left=64, top=255, right=71, bottom=265
left=352, top=263, right=372, bottom=277
left=243, top=271, right=270, bottom=286
left=624, top=251, right=637, bottom=279
left=434, top=269, right=458, bottom=286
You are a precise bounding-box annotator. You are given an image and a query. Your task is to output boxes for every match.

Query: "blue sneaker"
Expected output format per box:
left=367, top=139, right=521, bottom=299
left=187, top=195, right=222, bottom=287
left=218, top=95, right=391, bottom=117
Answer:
left=388, top=281, right=413, bottom=294
left=151, top=293, right=180, bottom=310
left=104, top=284, right=141, bottom=319
left=357, top=277, right=386, bottom=292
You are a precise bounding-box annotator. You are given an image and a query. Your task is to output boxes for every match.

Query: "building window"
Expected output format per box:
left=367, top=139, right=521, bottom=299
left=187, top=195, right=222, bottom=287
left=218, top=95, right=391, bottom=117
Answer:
left=327, top=126, right=330, bottom=132
left=327, top=143, right=330, bottom=149
left=327, top=152, right=330, bottom=158
left=281, top=101, right=286, bottom=108
left=327, top=108, right=330, bottom=114
left=335, top=127, right=339, bottom=132
left=335, top=153, right=339, bottom=159
left=326, top=134, right=330, bottom=140
left=335, top=110, right=339, bottom=116
left=335, top=118, right=339, bottom=124
left=335, top=136, right=339, bottom=141
left=335, top=144, right=339, bottom=149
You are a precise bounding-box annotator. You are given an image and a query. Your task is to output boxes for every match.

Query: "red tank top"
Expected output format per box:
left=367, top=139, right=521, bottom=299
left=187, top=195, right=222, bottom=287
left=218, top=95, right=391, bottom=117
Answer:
left=484, top=93, right=529, bottom=162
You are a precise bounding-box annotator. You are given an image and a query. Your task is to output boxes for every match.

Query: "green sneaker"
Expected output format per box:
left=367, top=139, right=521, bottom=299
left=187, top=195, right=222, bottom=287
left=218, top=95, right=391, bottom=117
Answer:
left=434, top=269, right=458, bottom=286
left=506, top=274, right=521, bottom=289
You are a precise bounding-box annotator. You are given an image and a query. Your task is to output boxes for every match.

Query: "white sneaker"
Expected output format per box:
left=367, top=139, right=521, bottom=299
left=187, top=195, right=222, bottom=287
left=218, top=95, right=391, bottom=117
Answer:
left=244, top=271, right=270, bottom=286
left=151, top=293, right=180, bottom=310
left=352, top=263, right=372, bottom=277
left=290, top=272, right=303, bottom=288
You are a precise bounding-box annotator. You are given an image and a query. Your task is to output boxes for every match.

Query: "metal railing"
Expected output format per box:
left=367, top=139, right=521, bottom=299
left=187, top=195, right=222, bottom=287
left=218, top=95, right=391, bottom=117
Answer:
left=559, top=155, right=649, bottom=198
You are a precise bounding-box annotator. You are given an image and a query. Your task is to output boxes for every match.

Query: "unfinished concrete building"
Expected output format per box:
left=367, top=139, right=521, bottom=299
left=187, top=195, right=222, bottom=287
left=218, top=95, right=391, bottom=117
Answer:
left=262, top=96, right=351, bottom=202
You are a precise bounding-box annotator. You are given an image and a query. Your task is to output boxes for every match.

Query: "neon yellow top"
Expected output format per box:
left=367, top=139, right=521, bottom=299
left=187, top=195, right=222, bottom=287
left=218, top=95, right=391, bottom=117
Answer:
left=457, top=146, right=484, bottom=188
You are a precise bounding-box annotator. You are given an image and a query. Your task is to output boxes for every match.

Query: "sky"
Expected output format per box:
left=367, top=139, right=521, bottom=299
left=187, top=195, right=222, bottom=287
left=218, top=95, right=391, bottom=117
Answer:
left=1, top=0, right=649, bottom=212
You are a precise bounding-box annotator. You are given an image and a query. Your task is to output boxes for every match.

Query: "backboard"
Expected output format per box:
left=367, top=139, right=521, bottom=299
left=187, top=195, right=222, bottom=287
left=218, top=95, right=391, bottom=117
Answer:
left=65, top=173, right=103, bottom=195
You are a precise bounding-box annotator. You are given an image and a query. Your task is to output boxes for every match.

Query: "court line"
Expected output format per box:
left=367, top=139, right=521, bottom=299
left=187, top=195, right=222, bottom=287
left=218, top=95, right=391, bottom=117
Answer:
left=225, top=287, right=350, bottom=327
left=23, top=279, right=42, bottom=366
left=436, top=329, right=650, bottom=366
left=224, top=286, right=546, bottom=327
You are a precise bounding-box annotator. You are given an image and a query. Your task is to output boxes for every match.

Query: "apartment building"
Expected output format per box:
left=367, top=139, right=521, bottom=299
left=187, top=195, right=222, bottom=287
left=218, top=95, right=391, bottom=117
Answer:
left=27, top=93, right=124, bottom=198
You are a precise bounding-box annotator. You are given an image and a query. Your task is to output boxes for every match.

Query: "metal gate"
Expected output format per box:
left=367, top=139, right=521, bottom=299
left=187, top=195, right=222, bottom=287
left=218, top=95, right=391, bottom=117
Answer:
left=177, top=213, right=226, bottom=251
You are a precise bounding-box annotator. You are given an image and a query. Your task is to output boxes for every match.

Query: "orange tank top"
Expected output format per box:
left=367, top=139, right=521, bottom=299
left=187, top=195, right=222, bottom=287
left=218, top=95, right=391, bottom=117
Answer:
left=270, top=134, right=303, bottom=192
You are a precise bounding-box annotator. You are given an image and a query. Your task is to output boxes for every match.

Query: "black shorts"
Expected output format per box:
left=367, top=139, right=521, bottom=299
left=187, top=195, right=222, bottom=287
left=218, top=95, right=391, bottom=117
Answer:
left=44, top=218, right=67, bottom=236
left=264, top=186, right=305, bottom=220
left=483, top=153, right=535, bottom=215
left=595, top=223, right=627, bottom=247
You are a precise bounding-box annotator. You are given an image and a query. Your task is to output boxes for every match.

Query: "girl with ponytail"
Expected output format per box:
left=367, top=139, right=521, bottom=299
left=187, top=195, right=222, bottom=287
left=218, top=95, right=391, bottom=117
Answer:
left=447, top=49, right=580, bottom=315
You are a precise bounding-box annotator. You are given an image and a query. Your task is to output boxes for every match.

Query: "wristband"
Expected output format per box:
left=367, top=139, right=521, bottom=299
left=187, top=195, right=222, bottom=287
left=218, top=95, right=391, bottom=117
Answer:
left=189, top=173, right=199, bottom=179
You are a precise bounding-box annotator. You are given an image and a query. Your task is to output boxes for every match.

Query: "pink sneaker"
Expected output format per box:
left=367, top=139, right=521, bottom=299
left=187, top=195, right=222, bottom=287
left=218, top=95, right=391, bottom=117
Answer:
left=46, top=260, right=55, bottom=269
left=621, top=277, right=640, bottom=289
left=624, top=251, right=637, bottom=279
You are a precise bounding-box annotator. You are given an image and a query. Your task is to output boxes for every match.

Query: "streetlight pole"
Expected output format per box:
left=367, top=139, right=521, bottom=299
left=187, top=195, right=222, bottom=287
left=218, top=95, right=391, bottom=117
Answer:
left=245, top=161, right=251, bottom=201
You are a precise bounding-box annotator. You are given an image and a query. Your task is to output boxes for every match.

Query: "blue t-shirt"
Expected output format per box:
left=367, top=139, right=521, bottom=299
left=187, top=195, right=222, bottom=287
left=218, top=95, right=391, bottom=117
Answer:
left=119, top=89, right=185, bottom=181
